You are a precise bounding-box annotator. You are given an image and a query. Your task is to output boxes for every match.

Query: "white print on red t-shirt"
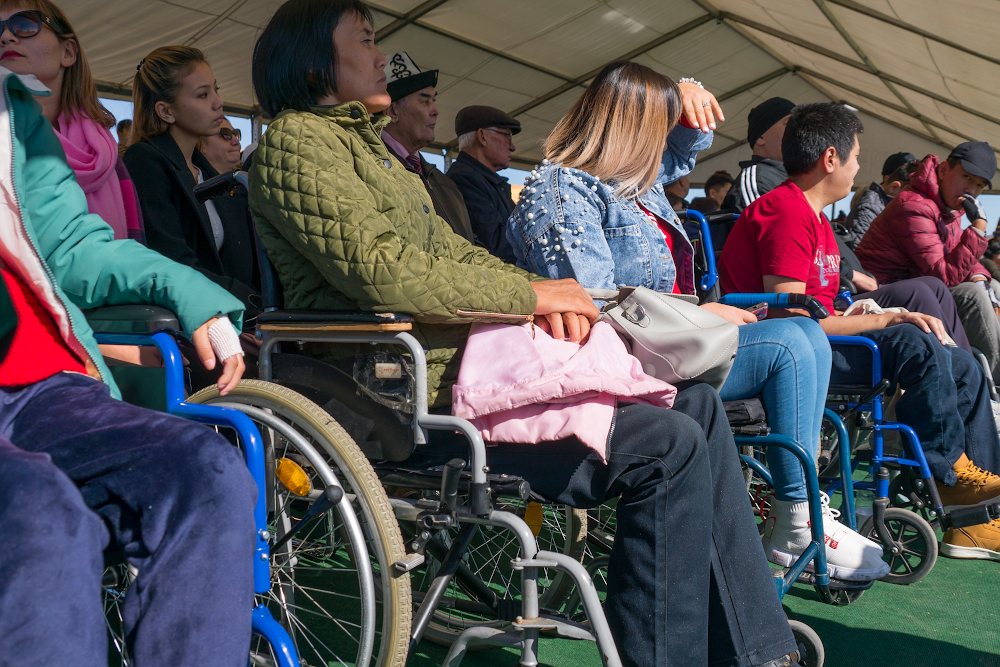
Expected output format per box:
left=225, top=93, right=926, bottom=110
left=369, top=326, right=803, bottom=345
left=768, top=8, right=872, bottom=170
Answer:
left=814, top=247, right=841, bottom=287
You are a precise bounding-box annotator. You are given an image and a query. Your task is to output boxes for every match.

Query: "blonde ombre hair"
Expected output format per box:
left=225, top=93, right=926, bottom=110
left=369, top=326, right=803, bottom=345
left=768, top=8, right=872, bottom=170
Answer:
left=544, top=62, right=682, bottom=199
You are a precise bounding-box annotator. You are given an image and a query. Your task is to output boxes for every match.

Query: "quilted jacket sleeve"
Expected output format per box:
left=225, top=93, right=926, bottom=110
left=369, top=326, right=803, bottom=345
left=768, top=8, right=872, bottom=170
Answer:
left=891, top=200, right=987, bottom=287
left=251, top=117, right=537, bottom=322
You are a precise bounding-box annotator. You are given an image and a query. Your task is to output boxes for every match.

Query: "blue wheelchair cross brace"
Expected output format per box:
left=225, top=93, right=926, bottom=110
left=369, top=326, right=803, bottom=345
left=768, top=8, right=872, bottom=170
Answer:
left=93, top=330, right=301, bottom=667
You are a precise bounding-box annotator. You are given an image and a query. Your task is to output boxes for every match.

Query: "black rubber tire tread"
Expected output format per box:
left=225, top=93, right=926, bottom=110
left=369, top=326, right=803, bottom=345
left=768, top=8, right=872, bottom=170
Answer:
left=860, top=507, right=938, bottom=585
left=788, top=619, right=825, bottom=667
left=188, top=379, right=411, bottom=667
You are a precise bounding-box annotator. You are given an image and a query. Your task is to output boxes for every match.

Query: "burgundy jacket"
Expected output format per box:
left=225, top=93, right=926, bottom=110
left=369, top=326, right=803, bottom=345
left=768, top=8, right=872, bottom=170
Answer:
left=855, top=154, right=987, bottom=287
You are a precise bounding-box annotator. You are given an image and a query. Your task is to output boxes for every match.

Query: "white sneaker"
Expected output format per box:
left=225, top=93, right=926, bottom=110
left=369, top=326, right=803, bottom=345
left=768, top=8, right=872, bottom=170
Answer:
left=761, top=492, right=890, bottom=582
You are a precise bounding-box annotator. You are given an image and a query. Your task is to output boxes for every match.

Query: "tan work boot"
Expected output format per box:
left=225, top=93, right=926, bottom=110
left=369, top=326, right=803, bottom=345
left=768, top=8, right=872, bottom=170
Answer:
left=941, top=519, right=1000, bottom=561
left=936, top=453, right=1000, bottom=510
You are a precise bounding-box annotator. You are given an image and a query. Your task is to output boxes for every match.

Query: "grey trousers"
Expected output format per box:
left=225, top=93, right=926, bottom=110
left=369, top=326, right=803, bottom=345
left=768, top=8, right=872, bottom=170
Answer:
left=951, top=281, right=1000, bottom=384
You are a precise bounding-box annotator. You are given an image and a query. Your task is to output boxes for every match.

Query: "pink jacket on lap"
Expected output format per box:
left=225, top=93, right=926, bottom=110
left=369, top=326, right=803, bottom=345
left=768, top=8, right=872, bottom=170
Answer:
left=452, top=321, right=676, bottom=461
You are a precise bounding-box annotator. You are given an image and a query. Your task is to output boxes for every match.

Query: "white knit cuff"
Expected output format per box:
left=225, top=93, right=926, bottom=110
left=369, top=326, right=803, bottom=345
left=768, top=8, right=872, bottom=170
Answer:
left=207, top=318, right=244, bottom=362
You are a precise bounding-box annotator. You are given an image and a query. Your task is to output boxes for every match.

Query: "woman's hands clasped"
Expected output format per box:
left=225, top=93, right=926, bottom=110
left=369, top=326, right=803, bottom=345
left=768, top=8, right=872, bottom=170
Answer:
left=531, top=279, right=600, bottom=343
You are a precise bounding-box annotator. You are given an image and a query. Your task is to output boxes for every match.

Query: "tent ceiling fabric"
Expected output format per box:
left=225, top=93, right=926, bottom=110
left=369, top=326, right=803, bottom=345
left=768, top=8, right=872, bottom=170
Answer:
left=62, top=0, right=1000, bottom=186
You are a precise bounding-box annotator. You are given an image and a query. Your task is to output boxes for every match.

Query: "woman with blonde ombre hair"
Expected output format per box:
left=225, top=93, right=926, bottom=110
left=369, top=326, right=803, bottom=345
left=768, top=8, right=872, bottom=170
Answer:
left=509, top=61, right=891, bottom=584
left=0, top=0, right=144, bottom=241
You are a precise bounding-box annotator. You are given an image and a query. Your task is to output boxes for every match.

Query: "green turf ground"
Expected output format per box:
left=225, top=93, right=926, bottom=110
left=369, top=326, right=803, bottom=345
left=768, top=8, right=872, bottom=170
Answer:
left=407, top=550, right=1000, bottom=667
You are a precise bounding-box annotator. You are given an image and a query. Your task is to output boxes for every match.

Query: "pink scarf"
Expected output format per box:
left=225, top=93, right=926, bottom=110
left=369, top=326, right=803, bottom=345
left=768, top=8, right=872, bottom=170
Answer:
left=54, top=112, right=128, bottom=239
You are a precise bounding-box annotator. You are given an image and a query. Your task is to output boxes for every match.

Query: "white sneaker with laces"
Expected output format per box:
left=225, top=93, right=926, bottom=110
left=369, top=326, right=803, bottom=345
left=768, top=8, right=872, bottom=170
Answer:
left=761, top=492, right=890, bottom=582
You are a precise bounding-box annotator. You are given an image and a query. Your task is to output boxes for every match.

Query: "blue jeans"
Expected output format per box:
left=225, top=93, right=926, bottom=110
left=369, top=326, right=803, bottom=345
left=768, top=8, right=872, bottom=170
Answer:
left=720, top=318, right=832, bottom=502
left=0, top=373, right=257, bottom=666
left=834, top=324, right=1000, bottom=485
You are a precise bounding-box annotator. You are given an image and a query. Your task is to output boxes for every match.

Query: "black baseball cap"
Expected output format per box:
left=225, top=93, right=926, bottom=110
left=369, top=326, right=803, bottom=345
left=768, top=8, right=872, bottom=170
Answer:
left=881, top=152, right=916, bottom=177
left=948, top=141, right=996, bottom=188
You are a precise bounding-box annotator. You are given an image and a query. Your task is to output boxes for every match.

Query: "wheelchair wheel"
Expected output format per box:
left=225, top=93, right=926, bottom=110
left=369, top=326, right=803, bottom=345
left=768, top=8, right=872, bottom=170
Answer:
left=409, top=499, right=587, bottom=646
left=788, top=619, right=825, bottom=667
left=103, top=562, right=136, bottom=666
left=860, top=507, right=938, bottom=585
left=188, top=380, right=411, bottom=667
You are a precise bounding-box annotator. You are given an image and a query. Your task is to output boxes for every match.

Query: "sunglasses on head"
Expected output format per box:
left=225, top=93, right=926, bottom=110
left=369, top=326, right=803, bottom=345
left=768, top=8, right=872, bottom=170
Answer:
left=0, top=11, right=63, bottom=39
left=219, top=128, right=241, bottom=141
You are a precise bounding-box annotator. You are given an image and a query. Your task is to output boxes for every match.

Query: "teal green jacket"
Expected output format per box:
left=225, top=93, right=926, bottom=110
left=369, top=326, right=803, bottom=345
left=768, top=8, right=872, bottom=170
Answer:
left=0, top=70, right=244, bottom=398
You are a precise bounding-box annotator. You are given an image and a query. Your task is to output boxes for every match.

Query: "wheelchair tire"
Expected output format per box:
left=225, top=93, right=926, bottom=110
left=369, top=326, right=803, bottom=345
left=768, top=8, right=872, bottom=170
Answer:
left=860, top=507, right=938, bottom=585
left=188, top=380, right=411, bottom=667
left=788, top=619, right=825, bottom=667
left=410, top=499, right=587, bottom=646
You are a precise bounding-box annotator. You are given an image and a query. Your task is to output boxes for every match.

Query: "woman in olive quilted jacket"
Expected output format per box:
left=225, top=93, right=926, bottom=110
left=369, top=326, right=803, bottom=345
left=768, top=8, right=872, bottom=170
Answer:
left=248, top=3, right=800, bottom=666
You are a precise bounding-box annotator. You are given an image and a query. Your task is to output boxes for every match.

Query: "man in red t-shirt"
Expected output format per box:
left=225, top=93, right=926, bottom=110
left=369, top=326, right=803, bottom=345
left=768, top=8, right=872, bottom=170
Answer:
left=720, top=102, right=1000, bottom=563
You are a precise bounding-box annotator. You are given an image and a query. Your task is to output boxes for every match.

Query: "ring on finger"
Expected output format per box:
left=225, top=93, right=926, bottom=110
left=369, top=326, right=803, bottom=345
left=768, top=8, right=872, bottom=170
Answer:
left=701, top=102, right=712, bottom=107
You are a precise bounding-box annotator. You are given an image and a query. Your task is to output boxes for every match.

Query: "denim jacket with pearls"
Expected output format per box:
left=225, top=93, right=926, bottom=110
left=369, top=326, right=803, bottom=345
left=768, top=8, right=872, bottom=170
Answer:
left=506, top=125, right=712, bottom=293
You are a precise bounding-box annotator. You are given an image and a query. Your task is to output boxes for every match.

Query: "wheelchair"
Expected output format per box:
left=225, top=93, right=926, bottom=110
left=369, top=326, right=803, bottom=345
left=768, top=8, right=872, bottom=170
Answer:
left=189, top=171, right=619, bottom=667
left=86, top=309, right=301, bottom=666
left=686, top=209, right=1000, bottom=590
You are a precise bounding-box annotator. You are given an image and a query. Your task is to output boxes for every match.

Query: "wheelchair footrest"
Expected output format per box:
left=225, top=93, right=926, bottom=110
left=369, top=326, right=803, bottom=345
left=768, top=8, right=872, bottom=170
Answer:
left=793, top=570, right=875, bottom=591
left=945, top=503, right=1000, bottom=530
left=525, top=614, right=597, bottom=642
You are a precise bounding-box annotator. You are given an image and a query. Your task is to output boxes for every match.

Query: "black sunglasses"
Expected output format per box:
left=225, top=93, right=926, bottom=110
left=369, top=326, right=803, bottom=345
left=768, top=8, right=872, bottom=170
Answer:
left=219, top=128, right=241, bottom=141
left=0, top=11, right=63, bottom=39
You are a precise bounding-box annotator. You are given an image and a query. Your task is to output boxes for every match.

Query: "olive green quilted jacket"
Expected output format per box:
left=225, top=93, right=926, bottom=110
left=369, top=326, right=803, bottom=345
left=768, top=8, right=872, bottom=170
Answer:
left=249, top=102, right=538, bottom=406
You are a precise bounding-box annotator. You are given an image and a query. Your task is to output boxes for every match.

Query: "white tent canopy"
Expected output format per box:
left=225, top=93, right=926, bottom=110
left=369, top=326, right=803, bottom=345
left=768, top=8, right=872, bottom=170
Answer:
left=65, top=0, right=1000, bottom=188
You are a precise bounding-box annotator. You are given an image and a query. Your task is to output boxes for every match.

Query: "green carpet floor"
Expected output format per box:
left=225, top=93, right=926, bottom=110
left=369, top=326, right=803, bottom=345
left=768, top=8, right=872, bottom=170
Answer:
left=407, top=548, right=1000, bottom=667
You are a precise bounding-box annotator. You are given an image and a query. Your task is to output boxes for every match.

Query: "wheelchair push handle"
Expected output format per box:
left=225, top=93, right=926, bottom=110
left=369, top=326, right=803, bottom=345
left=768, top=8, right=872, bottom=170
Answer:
left=193, top=170, right=250, bottom=203
left=685, top=209, right=735, bottom=293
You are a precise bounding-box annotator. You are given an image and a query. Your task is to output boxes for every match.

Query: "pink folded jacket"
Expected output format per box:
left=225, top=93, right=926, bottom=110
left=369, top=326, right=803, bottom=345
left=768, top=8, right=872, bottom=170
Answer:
left=451, top=321, right=676, bottom=461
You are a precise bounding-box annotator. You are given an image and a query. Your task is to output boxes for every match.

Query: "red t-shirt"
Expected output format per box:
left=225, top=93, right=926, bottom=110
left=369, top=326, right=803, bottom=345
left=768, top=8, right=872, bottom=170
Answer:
left=0, top=267, right=86, bottom=386
left=719, top=180, right=841, bottom=311
left=637, top=203, right=682, bottom=294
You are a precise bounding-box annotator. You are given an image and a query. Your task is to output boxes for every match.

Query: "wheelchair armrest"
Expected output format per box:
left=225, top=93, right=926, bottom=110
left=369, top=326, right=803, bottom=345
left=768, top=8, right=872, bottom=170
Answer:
left=256, top=310, right=414, bottom=332
left=718, top=293, right=830, bottom=319
left=85, top=305, right=180, bottom=334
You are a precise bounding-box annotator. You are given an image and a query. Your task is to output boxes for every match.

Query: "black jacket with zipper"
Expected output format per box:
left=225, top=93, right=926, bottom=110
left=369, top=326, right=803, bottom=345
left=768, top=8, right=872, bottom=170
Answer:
left=124, top=132, right=260, bottom=325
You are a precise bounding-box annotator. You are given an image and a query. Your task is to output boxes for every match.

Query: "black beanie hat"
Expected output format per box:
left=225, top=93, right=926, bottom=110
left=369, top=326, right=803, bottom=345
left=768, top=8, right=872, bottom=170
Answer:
left=747, top=97, right=796, bottom=148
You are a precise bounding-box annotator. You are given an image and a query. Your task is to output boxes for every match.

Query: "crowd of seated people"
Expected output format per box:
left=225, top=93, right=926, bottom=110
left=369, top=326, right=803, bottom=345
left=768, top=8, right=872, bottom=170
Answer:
left=5, top=0, right=1000, bottom=663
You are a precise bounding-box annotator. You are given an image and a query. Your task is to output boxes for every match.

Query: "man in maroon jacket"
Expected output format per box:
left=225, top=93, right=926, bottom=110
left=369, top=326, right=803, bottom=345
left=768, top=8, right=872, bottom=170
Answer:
left=856, top=143, right=999, bottom=381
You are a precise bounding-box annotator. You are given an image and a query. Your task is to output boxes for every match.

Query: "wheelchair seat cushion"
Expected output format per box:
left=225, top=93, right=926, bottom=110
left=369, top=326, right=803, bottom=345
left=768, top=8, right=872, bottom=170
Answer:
left=723, top=397, right=767, bottom=426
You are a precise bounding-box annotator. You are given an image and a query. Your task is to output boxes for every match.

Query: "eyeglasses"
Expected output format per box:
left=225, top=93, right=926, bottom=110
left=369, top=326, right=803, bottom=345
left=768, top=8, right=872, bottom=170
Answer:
left=219, top=128, right=241, bottom=141
left=0, top=11, right=62, bottom=39
left=484, top=128, right=514, bottom=139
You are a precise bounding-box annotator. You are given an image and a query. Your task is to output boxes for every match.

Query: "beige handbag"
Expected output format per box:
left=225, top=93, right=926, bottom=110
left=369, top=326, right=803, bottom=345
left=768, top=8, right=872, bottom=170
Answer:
left=589, top=286, right=739, bottom=391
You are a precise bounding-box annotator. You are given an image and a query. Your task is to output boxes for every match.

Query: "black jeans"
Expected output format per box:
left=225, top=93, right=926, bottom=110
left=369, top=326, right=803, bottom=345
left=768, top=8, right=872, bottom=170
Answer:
left=832, top=323, right=1000, bottom=485
left=0, top=373, right=257, bottom=666
left=858, top=276, right=972, bottom=353
left=420, top=384, right=796, bottom=667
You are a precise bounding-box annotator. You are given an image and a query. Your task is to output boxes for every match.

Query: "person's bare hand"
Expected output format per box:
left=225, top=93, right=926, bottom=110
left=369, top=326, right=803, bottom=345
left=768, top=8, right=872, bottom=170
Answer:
left=852, top=271, right=879, bottom=293
left=888, top=311, right=949, bottom=345
left=192, top=317, right=246, bottom=395
left=700, top=301, right=757, bottom=325
left=677, top=82, right=725, bottom=133
left=531, top=279, right=599, bottom=343
left=535, top=312, right=592, bottom=343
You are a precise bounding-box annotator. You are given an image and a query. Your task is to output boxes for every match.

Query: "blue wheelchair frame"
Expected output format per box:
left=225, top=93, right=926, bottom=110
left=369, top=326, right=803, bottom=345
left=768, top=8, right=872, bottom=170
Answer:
left=687, top=208, right=956, bottom=586
left=94, top=330, right=300, bottom=667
